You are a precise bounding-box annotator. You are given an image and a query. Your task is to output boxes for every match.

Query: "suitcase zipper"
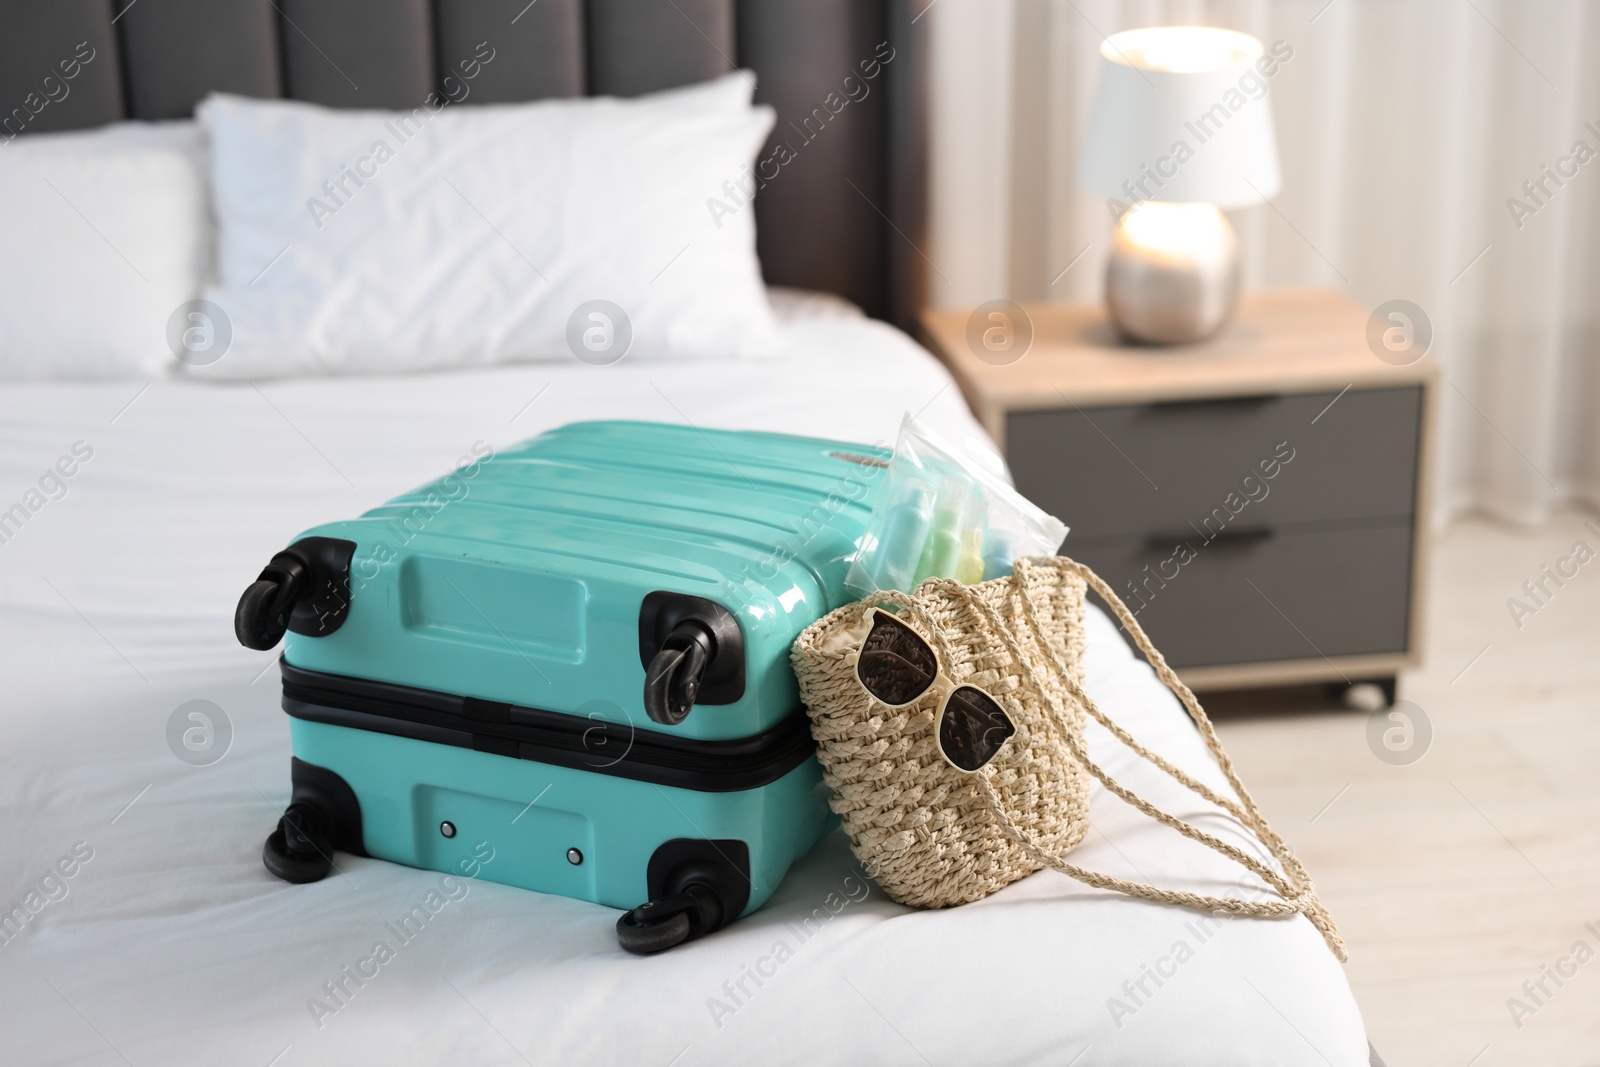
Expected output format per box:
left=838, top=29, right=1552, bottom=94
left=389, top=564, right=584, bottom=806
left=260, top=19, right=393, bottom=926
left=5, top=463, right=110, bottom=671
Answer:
left=277, top=660, right=817, bottom=793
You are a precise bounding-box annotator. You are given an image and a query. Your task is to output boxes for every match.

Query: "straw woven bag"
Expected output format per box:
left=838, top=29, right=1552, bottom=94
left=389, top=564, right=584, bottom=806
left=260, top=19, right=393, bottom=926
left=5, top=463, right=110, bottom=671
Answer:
left=791, top=555, right=1345, bottom=960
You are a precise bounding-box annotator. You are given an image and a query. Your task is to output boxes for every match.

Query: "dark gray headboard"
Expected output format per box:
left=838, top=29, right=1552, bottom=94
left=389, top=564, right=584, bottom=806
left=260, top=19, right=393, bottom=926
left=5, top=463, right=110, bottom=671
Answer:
left=0, top=0, right=928, bottom=328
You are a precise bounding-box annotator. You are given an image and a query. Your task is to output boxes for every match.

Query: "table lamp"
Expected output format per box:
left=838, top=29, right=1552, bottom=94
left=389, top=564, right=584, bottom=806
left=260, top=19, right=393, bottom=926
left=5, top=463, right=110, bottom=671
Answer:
left=1076, top=26, right=1282, bottom=345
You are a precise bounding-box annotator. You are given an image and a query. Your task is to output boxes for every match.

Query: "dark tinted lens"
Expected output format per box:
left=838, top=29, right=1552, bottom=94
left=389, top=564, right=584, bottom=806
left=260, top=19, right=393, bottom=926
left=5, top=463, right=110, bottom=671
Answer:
left=857, top=611, right=938, bottom=706
left=939, top=687, right=1016, bottom=772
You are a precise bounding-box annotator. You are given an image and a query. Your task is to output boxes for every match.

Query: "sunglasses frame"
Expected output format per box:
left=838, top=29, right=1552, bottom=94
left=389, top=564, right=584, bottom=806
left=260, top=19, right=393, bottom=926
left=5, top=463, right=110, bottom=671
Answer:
left=850, top=607, right=1015, bottom=774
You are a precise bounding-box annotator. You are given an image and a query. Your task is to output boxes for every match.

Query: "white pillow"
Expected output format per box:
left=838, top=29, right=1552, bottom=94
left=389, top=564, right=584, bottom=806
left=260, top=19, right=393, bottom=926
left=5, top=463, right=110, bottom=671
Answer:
left=195, top=72, right=779, bottom=378
left=0, top=122, right=210, bottom=380
left=767, top=287, right=867, bottom=323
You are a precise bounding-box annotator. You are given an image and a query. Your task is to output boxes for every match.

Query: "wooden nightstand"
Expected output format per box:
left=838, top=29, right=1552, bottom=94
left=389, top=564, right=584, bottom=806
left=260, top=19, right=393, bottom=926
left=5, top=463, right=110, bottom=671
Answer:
left=920, top=289, right=1438, bottom=702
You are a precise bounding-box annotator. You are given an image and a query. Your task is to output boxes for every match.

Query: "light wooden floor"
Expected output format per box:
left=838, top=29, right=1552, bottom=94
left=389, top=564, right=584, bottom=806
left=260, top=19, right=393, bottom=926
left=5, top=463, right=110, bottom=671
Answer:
left=1206, top=508, right=1600, bottom=1067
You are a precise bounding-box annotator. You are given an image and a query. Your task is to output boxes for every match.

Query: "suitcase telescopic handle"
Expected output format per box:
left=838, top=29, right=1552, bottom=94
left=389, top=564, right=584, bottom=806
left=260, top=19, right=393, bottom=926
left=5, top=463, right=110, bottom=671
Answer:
left=643, top=620, right=715, bottom=726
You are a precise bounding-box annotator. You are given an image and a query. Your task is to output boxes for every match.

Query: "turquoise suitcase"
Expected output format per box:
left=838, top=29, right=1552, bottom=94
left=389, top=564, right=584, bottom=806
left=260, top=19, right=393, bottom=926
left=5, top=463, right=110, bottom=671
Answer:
left=234, top=421, right=889, bottom=952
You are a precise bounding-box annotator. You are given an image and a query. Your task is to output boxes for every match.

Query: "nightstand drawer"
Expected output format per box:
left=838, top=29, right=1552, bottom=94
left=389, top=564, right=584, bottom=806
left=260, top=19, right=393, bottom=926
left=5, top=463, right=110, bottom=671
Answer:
left=1065, top=522, right=1414, bottom=669
left=1007, top=386, right=1423, bottom=540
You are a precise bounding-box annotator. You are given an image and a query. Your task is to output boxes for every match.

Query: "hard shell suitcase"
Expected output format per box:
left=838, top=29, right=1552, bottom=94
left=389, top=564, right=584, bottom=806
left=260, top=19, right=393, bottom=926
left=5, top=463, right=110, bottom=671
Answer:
left=235, top=421, right=889, bottom=952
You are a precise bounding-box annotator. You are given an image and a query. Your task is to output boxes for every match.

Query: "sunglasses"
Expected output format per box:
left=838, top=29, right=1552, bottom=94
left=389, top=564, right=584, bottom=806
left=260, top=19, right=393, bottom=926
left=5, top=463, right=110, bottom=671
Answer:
left=852, top=608, right=1016, bottom=773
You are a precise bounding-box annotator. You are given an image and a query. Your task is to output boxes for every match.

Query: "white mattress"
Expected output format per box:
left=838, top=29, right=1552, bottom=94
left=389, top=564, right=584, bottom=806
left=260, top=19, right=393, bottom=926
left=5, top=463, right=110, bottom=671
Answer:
left=0, top=310, right=1369, bottom=1065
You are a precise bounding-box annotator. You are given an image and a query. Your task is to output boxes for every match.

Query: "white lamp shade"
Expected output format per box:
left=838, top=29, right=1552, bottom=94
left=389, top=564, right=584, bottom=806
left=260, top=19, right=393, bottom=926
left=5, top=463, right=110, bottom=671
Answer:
left=1076, top=27, right=1282, bottom=210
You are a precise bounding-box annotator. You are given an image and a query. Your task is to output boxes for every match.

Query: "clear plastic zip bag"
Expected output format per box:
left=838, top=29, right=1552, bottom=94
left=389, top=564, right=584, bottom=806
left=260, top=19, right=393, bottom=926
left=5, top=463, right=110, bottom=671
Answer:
left=846, top=415, right=1068, bottom=597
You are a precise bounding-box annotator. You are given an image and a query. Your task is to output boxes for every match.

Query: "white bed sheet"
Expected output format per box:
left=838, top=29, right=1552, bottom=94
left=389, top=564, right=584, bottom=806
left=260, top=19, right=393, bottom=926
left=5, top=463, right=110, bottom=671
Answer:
left=0, top=311, right=1368, bottom=1065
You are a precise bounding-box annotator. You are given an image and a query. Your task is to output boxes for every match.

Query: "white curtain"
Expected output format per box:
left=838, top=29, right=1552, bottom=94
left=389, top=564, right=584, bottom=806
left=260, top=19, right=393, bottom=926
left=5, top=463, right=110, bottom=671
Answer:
left=924, top=0, right=1600, bottom=527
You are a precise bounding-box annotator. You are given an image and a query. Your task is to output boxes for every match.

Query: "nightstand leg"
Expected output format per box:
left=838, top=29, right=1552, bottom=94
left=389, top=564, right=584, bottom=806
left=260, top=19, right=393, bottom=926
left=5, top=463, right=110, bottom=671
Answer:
left=1326, top=676, right=1399, bottom=708
left=1371, top=675, right=1399, bottom=708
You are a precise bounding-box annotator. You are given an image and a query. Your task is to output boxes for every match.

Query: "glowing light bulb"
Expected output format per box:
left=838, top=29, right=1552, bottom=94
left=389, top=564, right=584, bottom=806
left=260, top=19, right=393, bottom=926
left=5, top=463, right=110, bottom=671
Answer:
left=1106, top=202, right=1239, bottom=345
left=1115, top=202, right=1236, bottom=268
left=1102, top=26, right=1263, bottom=74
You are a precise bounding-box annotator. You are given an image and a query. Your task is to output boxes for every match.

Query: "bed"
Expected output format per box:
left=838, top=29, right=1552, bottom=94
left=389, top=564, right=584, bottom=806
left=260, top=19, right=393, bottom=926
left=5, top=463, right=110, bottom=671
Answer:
left=1, top=306, right=1368, bottom=1065
left=0, top=2, right=1373, bottom=1063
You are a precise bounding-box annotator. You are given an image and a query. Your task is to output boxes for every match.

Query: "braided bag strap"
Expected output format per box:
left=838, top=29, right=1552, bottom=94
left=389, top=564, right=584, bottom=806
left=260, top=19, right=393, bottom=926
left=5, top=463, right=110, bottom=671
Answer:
left=914, top=557, right=1346, bottom=961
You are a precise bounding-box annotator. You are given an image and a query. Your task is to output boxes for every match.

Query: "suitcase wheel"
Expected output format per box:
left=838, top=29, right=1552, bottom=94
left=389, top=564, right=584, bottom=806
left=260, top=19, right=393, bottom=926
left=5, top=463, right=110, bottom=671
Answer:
left=638, top=593, right=746, bottom=725
left=615, top=906, right=693, bottom=954
left=235, top=537, right=357, bottom=651
left=616, top=882, right=722, bottom=955
left=236, top=578, right=292, bottom=651
left=262, top=803, right=334, bottom=884
left=642, top=627, right=712, bottom=726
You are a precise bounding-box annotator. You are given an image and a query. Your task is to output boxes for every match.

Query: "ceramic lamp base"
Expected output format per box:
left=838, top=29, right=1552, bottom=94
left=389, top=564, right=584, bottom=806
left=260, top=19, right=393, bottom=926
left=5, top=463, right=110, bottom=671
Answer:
left=1105, top=202, right=1240, bottom=346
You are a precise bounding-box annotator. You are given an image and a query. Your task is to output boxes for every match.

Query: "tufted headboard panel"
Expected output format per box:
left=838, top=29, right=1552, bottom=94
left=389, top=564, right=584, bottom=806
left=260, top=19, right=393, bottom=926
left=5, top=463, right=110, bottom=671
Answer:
left=0, top=0, right=927, bottom=327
